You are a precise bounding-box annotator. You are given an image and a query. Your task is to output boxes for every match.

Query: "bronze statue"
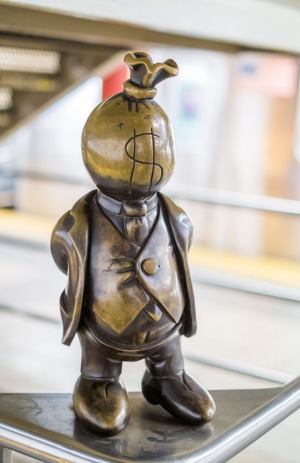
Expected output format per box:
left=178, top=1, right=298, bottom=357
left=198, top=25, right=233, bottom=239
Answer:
left=51, top=52, right=216, bottom=435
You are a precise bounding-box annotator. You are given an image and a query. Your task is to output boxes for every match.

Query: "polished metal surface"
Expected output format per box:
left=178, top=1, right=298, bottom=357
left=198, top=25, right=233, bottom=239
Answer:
left=0, top=379, right=300, bottom=463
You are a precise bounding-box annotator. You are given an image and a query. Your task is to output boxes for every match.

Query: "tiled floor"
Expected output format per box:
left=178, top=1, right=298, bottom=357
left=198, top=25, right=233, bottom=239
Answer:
left=1, top=237, right=300, bottom=462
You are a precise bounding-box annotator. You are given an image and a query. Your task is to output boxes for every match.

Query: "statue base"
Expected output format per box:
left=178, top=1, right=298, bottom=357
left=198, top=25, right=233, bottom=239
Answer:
left=0, top=381, right=299, bottom=463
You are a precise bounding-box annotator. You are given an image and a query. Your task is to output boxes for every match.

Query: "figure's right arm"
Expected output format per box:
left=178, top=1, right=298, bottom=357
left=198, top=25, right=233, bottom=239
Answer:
left=50, top=211, right=75, bottom=275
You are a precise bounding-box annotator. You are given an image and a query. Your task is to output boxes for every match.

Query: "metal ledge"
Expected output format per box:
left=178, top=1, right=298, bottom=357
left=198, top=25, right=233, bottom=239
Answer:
left=0, top=378, right=300, bottom=463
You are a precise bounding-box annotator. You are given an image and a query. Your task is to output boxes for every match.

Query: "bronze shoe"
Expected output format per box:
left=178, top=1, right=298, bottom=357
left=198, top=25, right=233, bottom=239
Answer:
left=73, top=375, right=131, bottom=435
left=142, top=370, right=215, bottom=425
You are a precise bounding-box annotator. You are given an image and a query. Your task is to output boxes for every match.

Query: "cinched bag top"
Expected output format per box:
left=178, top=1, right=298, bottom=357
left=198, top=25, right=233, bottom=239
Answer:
left=123, top=52, right=179, bottom=100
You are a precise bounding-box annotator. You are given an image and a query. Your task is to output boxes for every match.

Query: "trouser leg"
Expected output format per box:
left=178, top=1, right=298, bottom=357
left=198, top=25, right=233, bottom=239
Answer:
left=145, top=334, right=184, bottom=377
left=78, top=323, right=122, bottom=379
left=142, top=334, right=216, bottom=425
left=74, top=323, right=130, bottom=435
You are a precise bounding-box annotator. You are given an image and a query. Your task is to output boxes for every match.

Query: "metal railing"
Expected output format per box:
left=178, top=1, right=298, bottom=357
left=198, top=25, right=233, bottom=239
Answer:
left=1, top=172, right=299, bottom=300
left=11, top=172, right=300, bottom=215
left=166, top=184, right=300, bottom=301
left=166, top=184, right=300, bottom=215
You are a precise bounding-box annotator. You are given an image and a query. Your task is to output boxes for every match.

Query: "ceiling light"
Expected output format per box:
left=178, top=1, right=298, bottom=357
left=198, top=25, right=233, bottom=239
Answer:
left=0, top=47, right=60, bottom=74
left=0, top=88, right=13, bottom=111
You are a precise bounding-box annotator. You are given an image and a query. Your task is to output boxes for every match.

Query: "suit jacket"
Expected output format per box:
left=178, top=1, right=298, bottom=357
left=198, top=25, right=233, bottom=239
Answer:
left=51, top=190, right=196, bottom=345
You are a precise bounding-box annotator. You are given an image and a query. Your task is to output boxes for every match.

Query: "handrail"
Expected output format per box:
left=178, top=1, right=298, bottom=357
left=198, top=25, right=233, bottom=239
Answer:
left=191, top=268, right=300, bottom=302
left=11, top=171, right=300, bottom=216
left=166, top=185, right=300, bottom=216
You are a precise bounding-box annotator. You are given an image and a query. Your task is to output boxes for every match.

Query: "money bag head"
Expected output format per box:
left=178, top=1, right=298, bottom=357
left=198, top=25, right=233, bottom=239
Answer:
left=81, top=52, right=178, bottom=200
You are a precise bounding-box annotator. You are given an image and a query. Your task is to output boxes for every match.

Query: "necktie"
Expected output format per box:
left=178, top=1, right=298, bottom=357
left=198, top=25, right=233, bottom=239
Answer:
left=122, top=200, right=163, bottom=321
left=123, top=200, right=150, bottom=246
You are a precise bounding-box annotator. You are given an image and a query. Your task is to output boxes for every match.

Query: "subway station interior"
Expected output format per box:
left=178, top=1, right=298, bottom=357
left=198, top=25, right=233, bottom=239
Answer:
left=0, top=1, right=300, bottom=462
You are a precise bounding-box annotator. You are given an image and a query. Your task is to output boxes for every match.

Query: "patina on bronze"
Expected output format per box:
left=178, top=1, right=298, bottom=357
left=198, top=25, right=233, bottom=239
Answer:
left=51, top=52, right=216, bottom=436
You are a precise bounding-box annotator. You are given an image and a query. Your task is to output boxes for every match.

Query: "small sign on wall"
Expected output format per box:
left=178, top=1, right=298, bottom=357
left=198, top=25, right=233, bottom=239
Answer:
left=236, top=54, right=298, bottom=98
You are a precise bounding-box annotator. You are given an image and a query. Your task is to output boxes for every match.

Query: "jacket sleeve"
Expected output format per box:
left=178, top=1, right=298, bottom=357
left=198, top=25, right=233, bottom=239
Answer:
left=51, top=192, right=93, bottom=345
left=180, top=210, right=193, bottom=251
left=177, top=210, right=196, bottom=338
left=159, top=193, right=197, bottom=338
left=50, top=211, right=75, bottom=275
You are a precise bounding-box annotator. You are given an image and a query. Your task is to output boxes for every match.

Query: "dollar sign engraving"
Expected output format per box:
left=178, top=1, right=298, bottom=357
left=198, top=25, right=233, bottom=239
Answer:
left=125, top=128, right=163, bottom=194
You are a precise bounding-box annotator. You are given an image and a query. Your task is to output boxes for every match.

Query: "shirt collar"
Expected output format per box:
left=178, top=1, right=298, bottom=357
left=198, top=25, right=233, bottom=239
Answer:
left=96, top=190, right=158, bottom=216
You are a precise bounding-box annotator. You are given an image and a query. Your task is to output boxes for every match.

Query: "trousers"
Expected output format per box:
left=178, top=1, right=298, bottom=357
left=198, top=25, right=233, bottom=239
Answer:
left=78, top=322, right=184, bottom=379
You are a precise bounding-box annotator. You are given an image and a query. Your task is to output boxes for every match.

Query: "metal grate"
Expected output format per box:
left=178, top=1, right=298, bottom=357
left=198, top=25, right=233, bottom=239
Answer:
left=0, top=88, right=12, bottom=111
left=0, top=47, right=60, bottom=74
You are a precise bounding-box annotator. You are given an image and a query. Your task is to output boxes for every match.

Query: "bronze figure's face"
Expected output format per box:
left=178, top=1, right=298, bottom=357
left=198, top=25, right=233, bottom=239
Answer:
left=82, top=95, right=175, bottom=200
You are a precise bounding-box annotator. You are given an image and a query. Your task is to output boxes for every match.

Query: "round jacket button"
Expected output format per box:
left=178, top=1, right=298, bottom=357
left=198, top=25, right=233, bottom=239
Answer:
left=142, top=258, right=159, bottom=275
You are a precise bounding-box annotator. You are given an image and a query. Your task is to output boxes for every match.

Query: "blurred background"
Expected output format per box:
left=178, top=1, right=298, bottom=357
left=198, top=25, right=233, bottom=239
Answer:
left=0, top=1, right=300, bottom=462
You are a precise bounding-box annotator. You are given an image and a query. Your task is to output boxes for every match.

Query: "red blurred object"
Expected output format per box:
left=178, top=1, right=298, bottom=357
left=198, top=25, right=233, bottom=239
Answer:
left=102, top=64, right=129, bottom=100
